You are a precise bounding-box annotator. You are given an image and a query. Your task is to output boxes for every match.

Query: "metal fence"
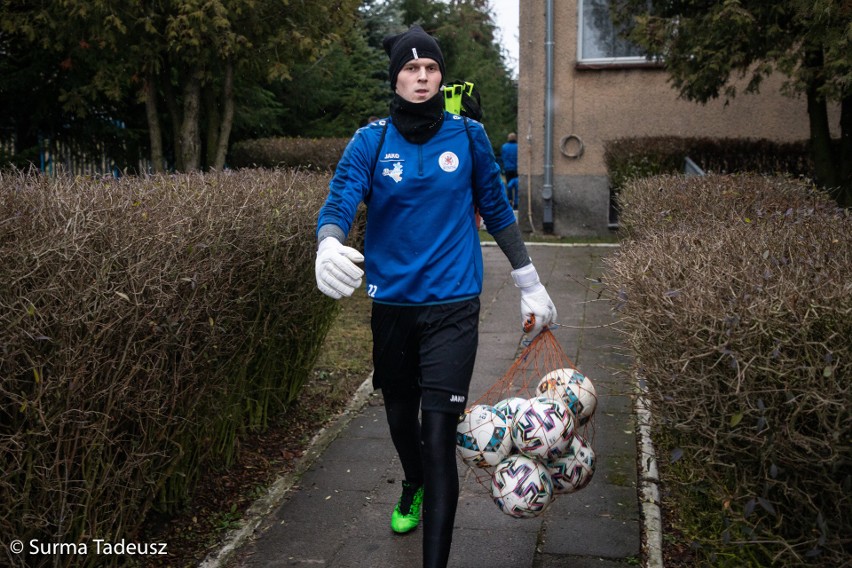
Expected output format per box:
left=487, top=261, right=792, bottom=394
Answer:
left=36, top=135, right=122, bottom=177
left=0, top=131, right=154, bottom=177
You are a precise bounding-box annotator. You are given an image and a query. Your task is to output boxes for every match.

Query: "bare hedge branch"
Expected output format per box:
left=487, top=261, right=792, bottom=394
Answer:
left=228, top=137, right=351, bottom=170
left=604, top=173, right=851, bottom=566
left=0, top=168, right=350, bottom=567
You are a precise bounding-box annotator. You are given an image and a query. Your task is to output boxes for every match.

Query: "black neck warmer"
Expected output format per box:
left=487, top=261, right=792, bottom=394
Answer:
left=390, top=92, right=445, bottom=144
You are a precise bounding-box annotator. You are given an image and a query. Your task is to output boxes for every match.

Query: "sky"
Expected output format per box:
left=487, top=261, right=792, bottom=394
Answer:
left=489, top=0, right=520, bottom=76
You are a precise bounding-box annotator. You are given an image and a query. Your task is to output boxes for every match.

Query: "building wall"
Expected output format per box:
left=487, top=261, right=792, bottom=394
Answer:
left=517, top=0, right=840, bottom=236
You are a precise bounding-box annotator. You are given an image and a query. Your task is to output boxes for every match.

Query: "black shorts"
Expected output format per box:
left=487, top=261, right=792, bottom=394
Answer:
left=371, top=298, right=480, bottom=414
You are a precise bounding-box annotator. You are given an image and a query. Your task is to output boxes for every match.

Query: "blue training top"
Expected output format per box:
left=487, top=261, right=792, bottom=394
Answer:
left=501, top=140, right=518, bottom=172
left=317, top=112, right=516, bottom=306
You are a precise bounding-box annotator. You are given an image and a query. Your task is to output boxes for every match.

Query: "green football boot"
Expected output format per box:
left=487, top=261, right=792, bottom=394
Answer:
left=390, top=481, right=424, bottom=534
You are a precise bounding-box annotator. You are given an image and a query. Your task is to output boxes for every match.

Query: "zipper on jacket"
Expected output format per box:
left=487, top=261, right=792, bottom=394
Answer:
left=418, top=145, right=423, bottom=176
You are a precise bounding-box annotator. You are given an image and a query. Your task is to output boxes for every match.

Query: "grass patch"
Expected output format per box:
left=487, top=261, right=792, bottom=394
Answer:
left=314, top=292, right=374, bottom=377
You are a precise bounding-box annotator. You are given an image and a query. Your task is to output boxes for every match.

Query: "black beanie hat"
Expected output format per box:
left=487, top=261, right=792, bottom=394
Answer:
left=383, top=24, right=445, bottom=91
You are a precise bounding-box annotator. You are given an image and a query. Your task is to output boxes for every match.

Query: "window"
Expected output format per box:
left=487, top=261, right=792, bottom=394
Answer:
left=578, top=0, right=648, bottom=64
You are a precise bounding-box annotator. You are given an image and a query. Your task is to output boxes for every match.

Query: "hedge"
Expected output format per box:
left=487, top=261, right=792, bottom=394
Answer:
left=604, top=136, right=814, bottom=193
left=0, top=168, right=350, bottom=567
left=603, top=173, right=851, bottom=566
left=228, top=137, right=351, bottom=171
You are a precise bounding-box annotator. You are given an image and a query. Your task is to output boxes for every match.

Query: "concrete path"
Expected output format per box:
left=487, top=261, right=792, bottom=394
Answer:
left=215, top=243, right=640, bottom=568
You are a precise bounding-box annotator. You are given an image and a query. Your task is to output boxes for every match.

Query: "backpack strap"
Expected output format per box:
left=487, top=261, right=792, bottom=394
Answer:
left=366, top=119, right=389, bottom=203
left=463, top=116, right=476, bottom=173
left=464, top=116, right=485, bottom=217
left=374, top=120, right=389, bottom=173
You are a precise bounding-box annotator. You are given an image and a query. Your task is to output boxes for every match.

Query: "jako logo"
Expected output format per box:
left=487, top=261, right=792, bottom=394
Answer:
left=450, top=394, right=466, bottom=403
left=383, top=153, right=400, bottom=160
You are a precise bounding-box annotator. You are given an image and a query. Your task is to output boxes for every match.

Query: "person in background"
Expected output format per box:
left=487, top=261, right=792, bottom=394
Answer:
left=500, top=132, right=518, bottom=183
left=314, top=24, right=556, bottom=568
left=506, top=175, right=519, bottom=210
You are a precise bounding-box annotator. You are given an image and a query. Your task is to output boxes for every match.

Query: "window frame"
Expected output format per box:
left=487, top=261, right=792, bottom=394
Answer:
left=577, top=0, right=649, bottom=66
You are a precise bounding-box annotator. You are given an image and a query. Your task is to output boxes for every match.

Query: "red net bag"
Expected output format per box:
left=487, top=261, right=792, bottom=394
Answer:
left=456, top=328, right=598, bottom=518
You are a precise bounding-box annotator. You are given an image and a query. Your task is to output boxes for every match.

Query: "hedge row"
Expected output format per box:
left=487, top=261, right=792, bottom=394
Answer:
left=604, top=136, right=813, bottom=193
left=603, top=174, right=851, bottom=566
left=229, top=137, right=351, bottom=171
left=0, top=168, right=349, bottom=568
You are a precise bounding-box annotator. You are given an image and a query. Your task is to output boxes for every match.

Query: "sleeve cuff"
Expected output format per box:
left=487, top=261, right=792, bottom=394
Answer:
left=317, top=224, right=347, bottom=246
left=511, top=263, right=540, bottom=288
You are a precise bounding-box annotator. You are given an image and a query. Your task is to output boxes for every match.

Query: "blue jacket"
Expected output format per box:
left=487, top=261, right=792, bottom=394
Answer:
left=317, top=112, right=516, bottom=305
left=500, top=141, right=518, bottom=172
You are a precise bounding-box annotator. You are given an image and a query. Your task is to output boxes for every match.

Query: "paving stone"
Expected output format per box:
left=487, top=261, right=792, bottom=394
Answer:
left=539, top=516, right=641, bottom=559
left=222, top=245, right=641, bottom=568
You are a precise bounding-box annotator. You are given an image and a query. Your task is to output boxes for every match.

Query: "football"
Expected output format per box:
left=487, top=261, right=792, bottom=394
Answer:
left=456, top=404, right=513, bottom=468
left=510, top=396, right=574, bottom=460
left=536, top=368, right=597, bottom=425
left=493, top=396, right=526, bottom=425
left=535, top=367, right=576, bottom=400
left=491, top=455, right=553, bottom=518
left=547, top=433, right=596, bottom=494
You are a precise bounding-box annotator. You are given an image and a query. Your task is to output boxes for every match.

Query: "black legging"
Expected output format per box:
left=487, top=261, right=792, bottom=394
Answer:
left=385, top=395, right=459, bottom=568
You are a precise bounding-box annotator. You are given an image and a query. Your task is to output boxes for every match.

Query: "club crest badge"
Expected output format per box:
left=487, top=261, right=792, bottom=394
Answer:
left=439, top=151, right=459, bottom=172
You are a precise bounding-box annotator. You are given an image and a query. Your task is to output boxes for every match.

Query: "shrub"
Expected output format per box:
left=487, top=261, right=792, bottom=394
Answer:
left=615, top=173, right=839, bottom=240
left=604, top=174, right=851, bottom=566
left=229, top=137, right=351, bottom=170
left=604, top=136, right=813, bottom=193
left=0, top=168, right=350, bottom=567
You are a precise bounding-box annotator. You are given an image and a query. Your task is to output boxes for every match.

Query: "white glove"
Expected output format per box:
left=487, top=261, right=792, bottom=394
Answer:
left=511, top=263, right=557, bottom=336
left=315, top=237, right=364, bottom=299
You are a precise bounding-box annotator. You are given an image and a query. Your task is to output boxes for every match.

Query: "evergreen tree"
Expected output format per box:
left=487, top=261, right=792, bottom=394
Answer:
left=0, top=0, right=518, bottom=168
left=0, top=0, right=360, bottom=172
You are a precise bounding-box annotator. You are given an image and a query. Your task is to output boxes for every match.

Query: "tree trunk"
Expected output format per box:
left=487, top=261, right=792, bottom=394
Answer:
left=806, top=87, right=836, bottom=186
left=179, top=75, right=202, bottom=171
left=144, top=77, right=165, bottom=173
left=838, top=94, right=851, bottom=207
left=162, top=59, right=182, bottom=171
left=213, top=62, right=234, bottom=171
left=804, top=48, right=841, bottom=202
left=205, top=86, right=220, bottom=171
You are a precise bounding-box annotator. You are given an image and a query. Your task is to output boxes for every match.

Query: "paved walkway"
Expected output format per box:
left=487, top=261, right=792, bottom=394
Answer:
left=214, top=243, right=640, bottom=568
